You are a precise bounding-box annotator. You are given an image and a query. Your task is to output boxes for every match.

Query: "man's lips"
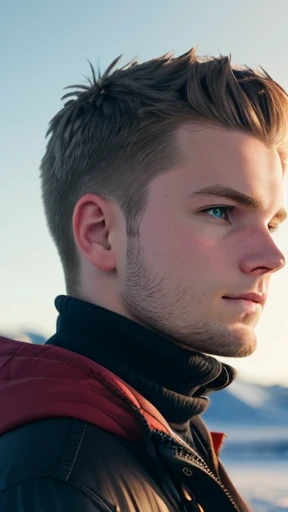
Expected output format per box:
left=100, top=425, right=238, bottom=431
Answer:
left=222, top=293, right=267, bottom=315
left=223, top=292, right=266, bottom=305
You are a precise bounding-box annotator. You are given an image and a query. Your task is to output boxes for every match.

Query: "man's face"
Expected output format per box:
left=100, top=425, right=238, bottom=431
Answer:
left=120, top=126, right=286, bottom=357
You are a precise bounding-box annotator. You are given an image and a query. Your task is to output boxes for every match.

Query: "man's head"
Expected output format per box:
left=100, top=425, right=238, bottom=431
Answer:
left=41, top=48, right=288, bottom=358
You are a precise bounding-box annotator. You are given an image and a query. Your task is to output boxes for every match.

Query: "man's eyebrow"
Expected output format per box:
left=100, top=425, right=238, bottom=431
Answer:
left=187, top=184, right=260, bottom=208
left=187, top=184, right=287, bottom=223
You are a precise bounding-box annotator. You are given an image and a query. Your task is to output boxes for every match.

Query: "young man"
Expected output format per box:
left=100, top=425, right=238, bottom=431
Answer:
left=0, top=49, right=287, bottom=511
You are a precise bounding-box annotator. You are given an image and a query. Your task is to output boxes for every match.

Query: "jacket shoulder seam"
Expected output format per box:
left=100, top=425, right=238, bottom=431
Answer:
left=56, top=419, right=88, bottom=482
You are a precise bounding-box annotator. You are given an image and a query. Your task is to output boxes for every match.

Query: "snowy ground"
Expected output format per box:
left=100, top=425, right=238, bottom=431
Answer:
left=224, top=460, right=288, bottom=511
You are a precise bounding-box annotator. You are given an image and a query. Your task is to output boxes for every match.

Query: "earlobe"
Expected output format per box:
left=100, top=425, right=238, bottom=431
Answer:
left=72, top=194, right=117, bottom=272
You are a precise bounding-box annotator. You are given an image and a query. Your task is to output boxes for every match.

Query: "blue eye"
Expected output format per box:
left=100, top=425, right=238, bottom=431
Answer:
left=202, top=206, right=234, bottom=221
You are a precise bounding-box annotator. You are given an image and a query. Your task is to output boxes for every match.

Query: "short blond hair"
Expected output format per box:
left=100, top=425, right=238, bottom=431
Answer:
left=40, top=48, right=288, bottom=292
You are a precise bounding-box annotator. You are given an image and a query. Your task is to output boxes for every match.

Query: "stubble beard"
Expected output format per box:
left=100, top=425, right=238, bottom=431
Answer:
left=121, top=237, right=257, bottom=358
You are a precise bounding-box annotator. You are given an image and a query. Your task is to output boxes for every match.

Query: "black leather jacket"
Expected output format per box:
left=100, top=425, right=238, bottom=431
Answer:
left=0, top=416, right=251, bottom=512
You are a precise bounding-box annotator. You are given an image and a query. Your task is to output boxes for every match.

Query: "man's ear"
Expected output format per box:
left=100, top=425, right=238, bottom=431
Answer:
left=72, top=193, right=117, bottom=271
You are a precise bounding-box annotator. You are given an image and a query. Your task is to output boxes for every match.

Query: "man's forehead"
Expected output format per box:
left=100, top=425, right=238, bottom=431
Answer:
left=177, top=124, right=282, bottom=166
left=176, top=123, right=284, bottom=190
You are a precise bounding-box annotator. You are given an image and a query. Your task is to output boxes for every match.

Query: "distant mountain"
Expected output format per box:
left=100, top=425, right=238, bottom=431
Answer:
left=203, top=379, right=288, bottom=427
left=22, top=331, right=46, bottom=345
left=203, top=380, right=288, bottom=459
left=204, top=380, right=288, bottom=427
left=0, top=330, right=46, bottom=345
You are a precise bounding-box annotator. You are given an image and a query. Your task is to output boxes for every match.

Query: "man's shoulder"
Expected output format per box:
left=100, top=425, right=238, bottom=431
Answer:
left=0, top=417, right=131, bottom=488
left=0, top=417, right=169, bottom=511
left=0, top=417, right=82, bottom=490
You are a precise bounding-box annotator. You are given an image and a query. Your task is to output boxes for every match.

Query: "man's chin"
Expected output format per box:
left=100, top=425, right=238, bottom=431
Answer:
left=178, top=337, right=257, bottom=358
left=195, top=325, right=258, bottom=358
left=232, top=342, right=257, bottom=358
left=214, top=335, right=257, bottom=358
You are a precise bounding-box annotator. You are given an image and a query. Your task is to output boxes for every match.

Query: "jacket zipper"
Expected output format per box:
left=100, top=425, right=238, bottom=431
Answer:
left=152, top=430, right=239, bottom=511
left=105, top=381, right=240, bottom=511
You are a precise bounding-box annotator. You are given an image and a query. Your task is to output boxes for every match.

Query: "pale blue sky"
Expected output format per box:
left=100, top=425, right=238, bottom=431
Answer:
left=1, top=0, right=288, bottom=385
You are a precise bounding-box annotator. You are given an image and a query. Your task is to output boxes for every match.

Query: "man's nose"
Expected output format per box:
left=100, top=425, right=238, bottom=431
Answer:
left=239, top=231, right=286, bottom=276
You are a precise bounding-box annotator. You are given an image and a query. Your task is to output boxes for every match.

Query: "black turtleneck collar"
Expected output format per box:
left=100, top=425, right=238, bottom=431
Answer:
left=46, top=295, right=236, bottom=426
